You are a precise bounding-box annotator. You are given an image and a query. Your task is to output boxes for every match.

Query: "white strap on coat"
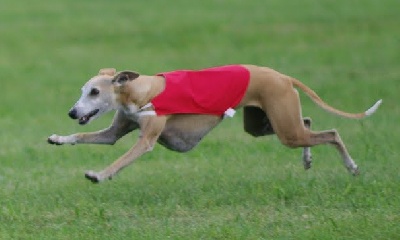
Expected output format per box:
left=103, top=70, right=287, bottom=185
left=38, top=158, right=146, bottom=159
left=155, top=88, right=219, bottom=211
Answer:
left=137, top=103, right=156, bottom=117
left=224, top=108, right=236, bottom=118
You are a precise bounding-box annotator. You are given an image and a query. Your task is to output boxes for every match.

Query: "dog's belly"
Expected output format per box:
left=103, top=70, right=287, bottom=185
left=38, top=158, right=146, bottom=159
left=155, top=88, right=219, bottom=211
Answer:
left=157, top=130, right=200, bottom=152
left=157, top=114, right=221, bottom=152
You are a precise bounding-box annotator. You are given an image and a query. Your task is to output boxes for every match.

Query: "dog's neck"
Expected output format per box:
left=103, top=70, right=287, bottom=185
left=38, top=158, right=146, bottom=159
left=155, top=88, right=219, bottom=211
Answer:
left=117, top=75, right=165, bottom=116
left=136, top=75, right=165, bottom=107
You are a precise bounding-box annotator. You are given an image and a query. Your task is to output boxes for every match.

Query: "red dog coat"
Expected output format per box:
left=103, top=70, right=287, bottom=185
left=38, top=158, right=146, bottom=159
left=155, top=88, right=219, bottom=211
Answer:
left=151, top=65, right=250, bottom=116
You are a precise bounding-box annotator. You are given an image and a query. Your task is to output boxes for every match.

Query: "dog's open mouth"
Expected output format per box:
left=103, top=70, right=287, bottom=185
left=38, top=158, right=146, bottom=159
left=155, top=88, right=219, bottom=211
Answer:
left=79, top=109, right=99, bottom=125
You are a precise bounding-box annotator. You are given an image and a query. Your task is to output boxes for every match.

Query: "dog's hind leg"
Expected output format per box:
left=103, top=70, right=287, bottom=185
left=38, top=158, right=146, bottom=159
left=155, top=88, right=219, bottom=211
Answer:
left=48, top=111, right=138, bottom=145
left=243, top=106, right=274, bottom=136
left=302, top=117, right=312, bottom=170
left=243, top=106, right=313, bottom=169
left=263, top=88, right=358, bottom=175
left=312, top=129, right=359, bottom=174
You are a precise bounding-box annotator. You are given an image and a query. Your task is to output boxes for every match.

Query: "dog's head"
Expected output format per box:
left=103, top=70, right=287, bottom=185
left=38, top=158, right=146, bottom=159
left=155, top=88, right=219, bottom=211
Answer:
left=68, top=68, right=139, bottom=125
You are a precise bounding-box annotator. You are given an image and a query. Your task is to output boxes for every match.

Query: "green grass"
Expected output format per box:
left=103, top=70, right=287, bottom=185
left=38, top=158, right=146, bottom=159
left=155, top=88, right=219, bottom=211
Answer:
left=1, top=0, right=399, bottom=239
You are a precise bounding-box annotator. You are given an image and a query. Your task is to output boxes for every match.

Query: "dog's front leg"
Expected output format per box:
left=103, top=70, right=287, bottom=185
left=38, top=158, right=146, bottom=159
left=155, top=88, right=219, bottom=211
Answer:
left=48, top=129, right=115, bottom=145
left=48, top=111, right=138, bottom=145
left=48, top=125, right=136, bottom=145
left=85, top=116, right=167, bottom=183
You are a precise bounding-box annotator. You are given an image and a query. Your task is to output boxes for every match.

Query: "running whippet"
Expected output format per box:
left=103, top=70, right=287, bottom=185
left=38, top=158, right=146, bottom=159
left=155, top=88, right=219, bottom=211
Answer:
left=48, top=65, right=382, bottom=183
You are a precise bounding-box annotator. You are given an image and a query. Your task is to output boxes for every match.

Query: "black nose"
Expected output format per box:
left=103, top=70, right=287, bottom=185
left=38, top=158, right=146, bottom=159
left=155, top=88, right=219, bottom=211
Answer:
left=68, top=109, right=78, bottom=119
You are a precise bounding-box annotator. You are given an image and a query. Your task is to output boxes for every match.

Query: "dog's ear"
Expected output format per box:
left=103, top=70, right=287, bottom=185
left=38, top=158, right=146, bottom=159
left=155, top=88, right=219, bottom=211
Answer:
left=98, top=68, right=116, bottom=76
left=112, top=71, right=140, bottom=85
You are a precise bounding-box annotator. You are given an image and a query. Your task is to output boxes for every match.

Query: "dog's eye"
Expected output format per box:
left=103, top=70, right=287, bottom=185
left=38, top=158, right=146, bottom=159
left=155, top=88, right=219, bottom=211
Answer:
left=89, top=88, right=100, bottom=96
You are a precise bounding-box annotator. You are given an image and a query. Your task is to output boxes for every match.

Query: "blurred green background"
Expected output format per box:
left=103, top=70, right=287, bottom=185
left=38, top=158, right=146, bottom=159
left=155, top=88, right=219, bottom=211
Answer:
left=0, top=0, right=399, bottom=239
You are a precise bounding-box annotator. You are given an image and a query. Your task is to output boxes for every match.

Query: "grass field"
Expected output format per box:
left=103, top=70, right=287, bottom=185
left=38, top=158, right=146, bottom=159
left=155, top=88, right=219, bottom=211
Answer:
left=1, top=0, right=399, bottom=239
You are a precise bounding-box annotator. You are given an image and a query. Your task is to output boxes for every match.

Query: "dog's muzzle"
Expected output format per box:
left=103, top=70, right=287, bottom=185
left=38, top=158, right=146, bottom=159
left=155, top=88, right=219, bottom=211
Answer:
left=68, top=108, right=99, bottom=125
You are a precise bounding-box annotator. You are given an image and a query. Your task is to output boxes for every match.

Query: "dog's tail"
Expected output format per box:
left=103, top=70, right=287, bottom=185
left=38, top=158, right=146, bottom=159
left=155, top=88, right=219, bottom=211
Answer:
left=290, top=77, right=382, bottom=119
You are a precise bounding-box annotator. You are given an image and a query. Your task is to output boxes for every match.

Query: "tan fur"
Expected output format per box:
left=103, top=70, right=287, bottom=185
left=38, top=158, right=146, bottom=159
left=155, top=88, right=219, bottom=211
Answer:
left=48, top=65, right=381, bottom=183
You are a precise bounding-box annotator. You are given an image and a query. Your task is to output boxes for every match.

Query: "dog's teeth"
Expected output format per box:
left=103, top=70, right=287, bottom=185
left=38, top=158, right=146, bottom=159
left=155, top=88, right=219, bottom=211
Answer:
left=79, top=116, right=88, bottom=124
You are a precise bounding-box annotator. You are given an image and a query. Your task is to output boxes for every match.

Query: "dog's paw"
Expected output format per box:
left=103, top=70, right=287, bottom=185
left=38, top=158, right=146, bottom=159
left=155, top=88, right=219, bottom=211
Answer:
left=303, top=155, right=312, bottom=170
left=303, top=160, right=312, bottom=170
left=346, top=164, right=360, bottom=176
left=351, top=166, right=360, bottom=176
left=48, top=134, right=77, bottom=145
left=85, top=170, right=104, bottom=183
left=48, top=134, right=63, bottom=145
